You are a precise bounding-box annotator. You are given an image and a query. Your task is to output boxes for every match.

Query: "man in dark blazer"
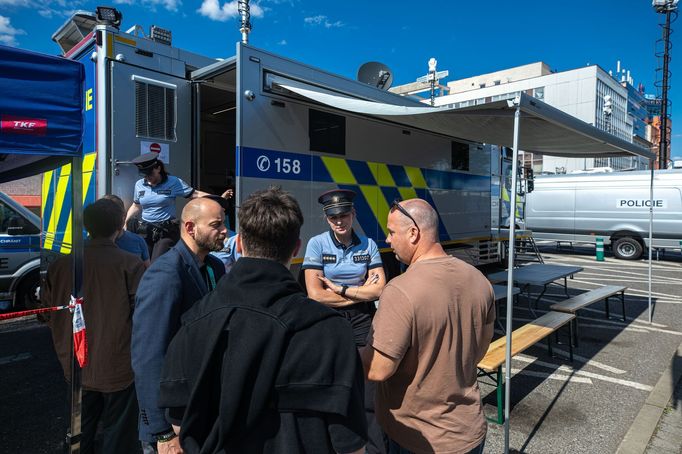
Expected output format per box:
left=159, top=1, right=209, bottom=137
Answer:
left=132, top=197, right=227, bottom=454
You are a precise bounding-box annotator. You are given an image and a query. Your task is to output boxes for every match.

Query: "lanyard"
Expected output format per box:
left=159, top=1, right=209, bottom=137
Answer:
left=206, top=265, right=217, bottom=291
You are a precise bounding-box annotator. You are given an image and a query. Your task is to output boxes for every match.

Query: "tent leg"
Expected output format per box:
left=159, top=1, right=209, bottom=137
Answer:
left=503, top=97, right=522, bottom=454
left=648, top=164, right=654, bottom=324
left=68, top=156, right=84, bottom=454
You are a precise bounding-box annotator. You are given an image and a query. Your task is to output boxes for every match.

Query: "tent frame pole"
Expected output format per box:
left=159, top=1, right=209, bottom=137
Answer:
left=67, top=156, right=84, bottom=454
left=648, top=163, right=654, bottom=324
left=504, top=98, right=522, bottom=454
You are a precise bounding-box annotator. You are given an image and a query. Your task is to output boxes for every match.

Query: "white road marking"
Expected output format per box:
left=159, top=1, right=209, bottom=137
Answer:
left=505, top=367, right=593, bottom=384
left=513, top=355, right=653, bottom=391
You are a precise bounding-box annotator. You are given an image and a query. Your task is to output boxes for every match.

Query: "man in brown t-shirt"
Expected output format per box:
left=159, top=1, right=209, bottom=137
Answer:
left=361, top=199, right=495, bottom=454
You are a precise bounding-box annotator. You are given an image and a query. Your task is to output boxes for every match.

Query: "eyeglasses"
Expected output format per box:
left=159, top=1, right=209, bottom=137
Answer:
left=391, top=199, right=420, bottom=232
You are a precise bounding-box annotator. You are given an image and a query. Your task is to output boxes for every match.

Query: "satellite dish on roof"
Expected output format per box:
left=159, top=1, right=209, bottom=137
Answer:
left=357, top=62, right=394, bottom=90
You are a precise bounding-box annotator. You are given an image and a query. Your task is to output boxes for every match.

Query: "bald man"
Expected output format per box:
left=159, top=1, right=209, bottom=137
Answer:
left=361, top=199, right=495, bottom=454
left=132, top=198, right=227, bottom=454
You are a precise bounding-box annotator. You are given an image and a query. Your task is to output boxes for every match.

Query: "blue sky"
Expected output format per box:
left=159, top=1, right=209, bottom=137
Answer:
left=1, top=0, right=680, bottom=159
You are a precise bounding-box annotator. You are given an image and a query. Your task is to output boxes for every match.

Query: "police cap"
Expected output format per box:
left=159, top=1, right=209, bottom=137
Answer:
left=131, top=152, right=160, bottom=173
left=318, top=189, right=356, bottom=216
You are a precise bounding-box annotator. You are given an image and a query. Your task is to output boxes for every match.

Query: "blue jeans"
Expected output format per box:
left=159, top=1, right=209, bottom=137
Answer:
left=388, top=437, right=485, bottom=454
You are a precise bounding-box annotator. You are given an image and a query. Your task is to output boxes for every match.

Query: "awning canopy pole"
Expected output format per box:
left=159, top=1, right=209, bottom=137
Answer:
left=648, top=163, right=654, bottom=323
left=504, top=98, right=522, bottom=454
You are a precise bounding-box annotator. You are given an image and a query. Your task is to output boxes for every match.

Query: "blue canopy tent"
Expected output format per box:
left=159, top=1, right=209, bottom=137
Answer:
left=0, top=44, right=85, bottom=453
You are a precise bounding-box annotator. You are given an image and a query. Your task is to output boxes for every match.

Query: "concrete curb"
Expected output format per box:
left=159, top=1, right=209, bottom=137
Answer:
left=616, top=341, right=682, bottom=454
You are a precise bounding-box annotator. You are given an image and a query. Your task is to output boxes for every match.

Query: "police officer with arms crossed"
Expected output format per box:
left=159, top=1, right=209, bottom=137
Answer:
left=302, top=189, right=388, bottom=454
left=124, top=152, right=233, bottom=261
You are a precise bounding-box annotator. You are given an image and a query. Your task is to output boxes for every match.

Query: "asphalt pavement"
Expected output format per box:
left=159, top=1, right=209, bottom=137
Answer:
left=0, top=317, right=68, bottom=452
left=482, top=244, right=682, bottom=453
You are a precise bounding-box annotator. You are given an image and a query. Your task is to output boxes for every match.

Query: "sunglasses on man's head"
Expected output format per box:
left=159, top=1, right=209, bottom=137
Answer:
left=391, top=199, right=419, bottom=231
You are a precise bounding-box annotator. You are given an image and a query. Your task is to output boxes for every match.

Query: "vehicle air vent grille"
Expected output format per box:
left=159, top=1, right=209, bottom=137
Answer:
left=135, top=80, right=176, bottom=141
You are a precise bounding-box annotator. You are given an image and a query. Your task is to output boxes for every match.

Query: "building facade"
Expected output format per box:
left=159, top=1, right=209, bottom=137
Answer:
left=430, top=62, right=650, bottom=173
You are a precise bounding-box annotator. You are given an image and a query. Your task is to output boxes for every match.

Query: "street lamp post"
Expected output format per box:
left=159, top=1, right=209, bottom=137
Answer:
left=653, top=0, right=679, bottom=169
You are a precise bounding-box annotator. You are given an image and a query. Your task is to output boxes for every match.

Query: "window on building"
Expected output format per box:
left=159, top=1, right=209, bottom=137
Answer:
left=534, top=87, right=545, bottom=100
left=451, top=141, right=470, bottom=171
left=479, top=83, right=486, bottom=88
left=309, top=109, right=346, bottom=155
left=135, top=80, right=176, bottom=141
left=493, top=80, right=501, bottom=86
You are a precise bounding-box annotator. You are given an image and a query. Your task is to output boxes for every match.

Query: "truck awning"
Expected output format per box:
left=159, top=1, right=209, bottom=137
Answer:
left=269, top=76, right=654, bottom=160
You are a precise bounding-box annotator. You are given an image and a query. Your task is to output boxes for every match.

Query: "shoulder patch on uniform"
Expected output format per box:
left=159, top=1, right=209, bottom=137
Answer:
left=137, top=190, right=145, bottom=198
left=322, top=254, right=337, bottom=264
left=353, top=254, right=371, bottom=263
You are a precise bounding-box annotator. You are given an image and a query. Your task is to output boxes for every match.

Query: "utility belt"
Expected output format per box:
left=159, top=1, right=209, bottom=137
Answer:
left=135, top=218, right=180, bottom=244
left=336, top=301, right=376, bottom=319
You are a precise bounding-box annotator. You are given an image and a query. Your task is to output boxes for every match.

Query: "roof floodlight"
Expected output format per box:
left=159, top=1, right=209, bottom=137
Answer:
left=150, top=25, right=172, bottom=46
left=96, top=6, right=123, bottom=28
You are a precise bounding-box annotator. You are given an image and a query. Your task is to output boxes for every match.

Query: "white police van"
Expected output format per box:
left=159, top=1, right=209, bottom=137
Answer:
left=525, top=169, right=682, bottom=259
left=0, top=191, right=40, bottom=311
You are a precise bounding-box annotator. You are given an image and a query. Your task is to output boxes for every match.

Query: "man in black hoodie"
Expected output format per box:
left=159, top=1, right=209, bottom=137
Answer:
left=158, top=187, right=367, bottom=454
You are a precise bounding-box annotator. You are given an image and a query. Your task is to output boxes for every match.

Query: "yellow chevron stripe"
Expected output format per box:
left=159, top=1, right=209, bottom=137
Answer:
left=321, top=156, right=356, bottom=184
left=54, top=164, right=72, bottom=253
left=41, top=170, right=54, bottom=249
left=60, top=155, right=96, bottom=254
left=82, top=152, right=97, bottom=201
left=369, top=163, right=396, bottom=187
left=45, top=165, right=70, bottom=251
left=359, top=185, right=389, bottom=238
left=404, top=165, right=428, bottom=189
left=397, top=187, right=418, bottom=201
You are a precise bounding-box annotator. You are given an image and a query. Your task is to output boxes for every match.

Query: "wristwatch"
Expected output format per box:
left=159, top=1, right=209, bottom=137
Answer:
left=155, top=429, right=177, bottom=443
left=340, top=284, right=349, bottom=297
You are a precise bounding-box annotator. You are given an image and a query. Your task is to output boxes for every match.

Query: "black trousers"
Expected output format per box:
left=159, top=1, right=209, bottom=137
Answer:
left=339, top=307, right=389, bottom=454
left=80, top=384, right=139, bottom=454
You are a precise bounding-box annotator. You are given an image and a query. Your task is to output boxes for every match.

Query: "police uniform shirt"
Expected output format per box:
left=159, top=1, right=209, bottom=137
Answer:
left=210, top=235, right=241, bottom=274
left=302, top=230, right=382, bottom=286
left=133, top=175, right=193, bottom=223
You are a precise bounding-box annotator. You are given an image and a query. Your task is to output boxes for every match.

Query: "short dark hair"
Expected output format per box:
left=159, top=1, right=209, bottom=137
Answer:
left=100, top=194, right=126, bottom=229
left=238, top=187, right=304, bottom=263
left=83, top=198, right=124, bottom=239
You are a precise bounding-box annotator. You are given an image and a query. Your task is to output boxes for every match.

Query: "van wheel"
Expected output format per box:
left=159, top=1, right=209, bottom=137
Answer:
left=613, top=237, right=643, bottom=260
left=16, top=272, right=40, bottom=311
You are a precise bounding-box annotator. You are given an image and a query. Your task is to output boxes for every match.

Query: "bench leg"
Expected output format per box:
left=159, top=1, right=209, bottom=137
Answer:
left=621, top=290, right=626, bottom=322
left=567, top=323, right=574, bottom=363
left=605, top=296, right=611, bottom=319
left=547, top=335, right=553, bottom=358
left=496, top=368, right=504, bottom=424
left=482, top=368, right=505, bottom=425
left=573, top=317, right=579, bottom=347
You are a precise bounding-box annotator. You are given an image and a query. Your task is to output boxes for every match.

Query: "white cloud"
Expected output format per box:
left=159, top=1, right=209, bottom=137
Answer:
left=112, top=0, right=181, bottom=12
left=0, top=0, right=31, bottom=5
left=0, top=0, right=85, bottom=19
left=0, top=15, right=25, bottom=46
left=198, top=0, right=264, bottom=22
left=303, top=14, right=343, bottom=28
left=277, top=39, right=286, bottom=45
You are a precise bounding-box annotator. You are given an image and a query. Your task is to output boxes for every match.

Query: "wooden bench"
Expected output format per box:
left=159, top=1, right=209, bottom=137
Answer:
left=549, top=285, right=627, bottom=347
left=477, top=311, right=575, bottom=424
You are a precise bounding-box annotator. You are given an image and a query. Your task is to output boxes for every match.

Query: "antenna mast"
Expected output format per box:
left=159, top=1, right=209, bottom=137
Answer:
left=238, top=0, right=251, bottom=44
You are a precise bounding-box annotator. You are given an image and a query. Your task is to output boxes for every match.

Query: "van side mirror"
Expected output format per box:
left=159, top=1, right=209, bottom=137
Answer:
left=524, top=167, right=535, bottom=193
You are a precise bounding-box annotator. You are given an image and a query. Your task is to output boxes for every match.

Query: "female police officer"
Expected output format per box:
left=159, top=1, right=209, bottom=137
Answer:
left=124, top=152, right=232, bottom=261
left=302, top=188, right=387, bottom=454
